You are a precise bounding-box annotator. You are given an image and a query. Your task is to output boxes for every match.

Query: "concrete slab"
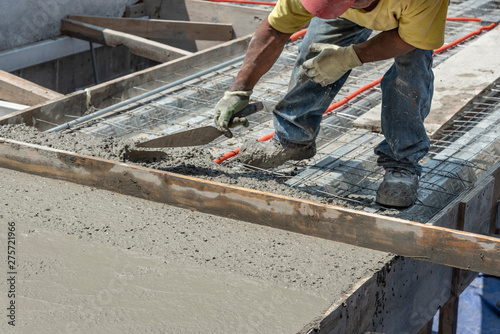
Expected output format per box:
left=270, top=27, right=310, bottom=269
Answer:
left=0, top=167, right=390, bottom=333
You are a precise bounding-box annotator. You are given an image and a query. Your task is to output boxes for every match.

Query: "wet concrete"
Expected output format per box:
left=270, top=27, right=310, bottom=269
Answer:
left=0, top=125, right=393, bottom=332
left=0, top=161, right=390, bottom=333
left=0, top=206, right=327, bottom=333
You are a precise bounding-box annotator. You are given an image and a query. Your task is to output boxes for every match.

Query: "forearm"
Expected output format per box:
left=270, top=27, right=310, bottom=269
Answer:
left=353, top=28, right=416, bottom=63
left=232, top=19, right=292, bottom=92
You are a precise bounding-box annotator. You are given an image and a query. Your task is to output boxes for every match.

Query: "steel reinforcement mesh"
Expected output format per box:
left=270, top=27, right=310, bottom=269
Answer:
left=65, top=0, right=500, bottom=221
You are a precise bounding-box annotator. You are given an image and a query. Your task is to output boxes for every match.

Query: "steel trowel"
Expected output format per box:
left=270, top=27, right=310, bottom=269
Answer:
left=135, top=102, right=264, bottom=148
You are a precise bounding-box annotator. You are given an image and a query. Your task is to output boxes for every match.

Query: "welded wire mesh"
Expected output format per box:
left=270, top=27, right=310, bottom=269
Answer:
left=69, top=0, right=500, bottom=221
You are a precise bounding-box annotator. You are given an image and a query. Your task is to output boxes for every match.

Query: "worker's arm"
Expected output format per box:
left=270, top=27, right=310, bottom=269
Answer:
left=214, top=19, right=291, bottom=136
left=302, top=28, right=417, bottom=86
left=232, top=19, right=292, bottom=91
left=353, top=28, right=416, bottom=63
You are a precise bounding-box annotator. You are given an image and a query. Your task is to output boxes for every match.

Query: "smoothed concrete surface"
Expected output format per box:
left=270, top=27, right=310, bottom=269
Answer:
left=0, top=167, right=389, bottom=333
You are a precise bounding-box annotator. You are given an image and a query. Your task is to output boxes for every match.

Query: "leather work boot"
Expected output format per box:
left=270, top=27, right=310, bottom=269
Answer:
left=238, top=138, right=316, bottom=169
left=376, top=167, right=419, bottom=208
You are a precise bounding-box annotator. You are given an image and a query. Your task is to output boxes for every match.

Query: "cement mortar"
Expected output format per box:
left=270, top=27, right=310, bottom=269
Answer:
left=0, top=167, right=390, bottom=333
left=0, top=124, right=408, bottom=215
left=0, top=125, right=392, bottom=332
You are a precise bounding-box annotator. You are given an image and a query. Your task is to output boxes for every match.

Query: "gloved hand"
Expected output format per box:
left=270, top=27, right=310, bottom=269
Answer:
left=301, top=43, right=362, bottom=86
left=214, top=90, right=252, bottom=138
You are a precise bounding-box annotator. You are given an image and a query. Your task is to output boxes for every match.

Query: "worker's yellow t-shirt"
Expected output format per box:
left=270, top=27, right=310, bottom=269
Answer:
left=268, top=0, right=449, bottom=50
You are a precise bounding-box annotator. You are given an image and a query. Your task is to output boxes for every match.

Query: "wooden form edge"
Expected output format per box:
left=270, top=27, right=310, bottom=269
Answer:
left=67, top=15, right=234, bottom=41
left=0, top=137, right=499, bottom=277
left=61, top=19, right=192, bottom=63
left=307, top=172, right=497, bottom=333
left=0, top=69, right=64, bottom=106
left=0, top=34, right=252, bottom=129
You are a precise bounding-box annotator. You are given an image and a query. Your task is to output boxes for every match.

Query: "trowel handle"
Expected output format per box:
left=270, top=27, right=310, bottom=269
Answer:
left=229, top=102, right=264, bottom=121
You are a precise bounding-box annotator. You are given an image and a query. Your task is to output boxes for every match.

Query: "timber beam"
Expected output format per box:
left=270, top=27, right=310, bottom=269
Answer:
left=0, top=70, right=63, bottom=106
left=68, top=15, right=234, bottom=41
left=61, top=19, right=192, bottom=63
left=0, top=137, right=499, bottom=277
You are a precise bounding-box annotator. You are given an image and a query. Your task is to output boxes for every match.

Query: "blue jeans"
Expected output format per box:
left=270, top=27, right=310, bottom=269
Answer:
left=273, top=17, right=434, bottom=175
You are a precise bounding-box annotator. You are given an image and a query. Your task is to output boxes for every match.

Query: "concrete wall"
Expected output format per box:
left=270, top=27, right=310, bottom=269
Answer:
left=0, top=0, right=136, bottom=51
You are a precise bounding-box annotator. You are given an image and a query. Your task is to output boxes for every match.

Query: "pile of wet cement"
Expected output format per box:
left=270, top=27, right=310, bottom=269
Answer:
left=0, top=124, right=413, bottom=219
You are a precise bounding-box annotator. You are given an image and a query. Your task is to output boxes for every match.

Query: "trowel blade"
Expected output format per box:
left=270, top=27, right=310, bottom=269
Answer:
left=123, top=150, right=167, bottom=161
left=136, top=126, right=224, bottom=148
left=136, top=102, right=264, bottom=148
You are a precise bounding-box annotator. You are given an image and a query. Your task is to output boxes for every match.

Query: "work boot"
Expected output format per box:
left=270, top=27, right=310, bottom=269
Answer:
left=376, top=167, right=419, bottom=208
left=238, top=138, right=316, bottom=169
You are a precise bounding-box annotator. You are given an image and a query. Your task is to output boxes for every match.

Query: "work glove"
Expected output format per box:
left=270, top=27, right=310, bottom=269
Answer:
left=214, top=90, right=252, bottom=138
left=301, top=43, right=362, bottom=87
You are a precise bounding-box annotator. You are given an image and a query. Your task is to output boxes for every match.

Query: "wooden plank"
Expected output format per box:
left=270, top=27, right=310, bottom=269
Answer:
left=438, top=176, right=493, bottom=334
left=0, top=138, right=499, bottom=277
left=489, top=161, right=500, bottom=234
left=157, top=0, right=269, bottom=37
left=419, top=318, right=434, bottom=334
left=68, top=15, right=233, bottom=41
left=313, top=257, right=453, bottom=333
left=187, top=0, right=269, bottom=36
left=438, top=293, right=459, bottom=334
left=0, top=34, right=251, bottom=130
left=61, top=19, right=192, bottom=63
left=0, top=70, right=63, bottom=106
left=151, top=0, right=270, bottom=51
left=456, top=176, right=493, bottom=289
left=352, top=26, right=500, bottom=137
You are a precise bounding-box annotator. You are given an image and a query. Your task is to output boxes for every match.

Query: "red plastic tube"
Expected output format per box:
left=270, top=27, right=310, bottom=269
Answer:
left=446, top=17, right=482, bottom=22
left=434, top=23, right=496, bottom=54
left=290, top=28, right=308, bottom=42
left=214, top=20, right=498, bottom=164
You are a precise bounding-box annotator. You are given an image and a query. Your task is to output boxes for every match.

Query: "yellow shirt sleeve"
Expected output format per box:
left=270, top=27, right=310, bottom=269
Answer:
left=268, top=0, right=314, bottom=34
left=398, top=0, right=448, bottom=50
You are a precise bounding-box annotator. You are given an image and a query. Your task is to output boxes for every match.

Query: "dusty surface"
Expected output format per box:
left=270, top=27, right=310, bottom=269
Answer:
left=0, top=162, right=390, bottom=333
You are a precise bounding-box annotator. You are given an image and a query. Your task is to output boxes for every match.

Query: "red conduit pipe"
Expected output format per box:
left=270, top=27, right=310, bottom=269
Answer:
left=215, top=21, right=498, bottom=164
left=434, top=23, right=496, bottom=53
left=446, top=17, right=482, bottom=22
left=290, top=28, right=308, bottom=42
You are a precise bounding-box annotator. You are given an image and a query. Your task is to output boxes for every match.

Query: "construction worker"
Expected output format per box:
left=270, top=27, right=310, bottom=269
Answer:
left=213, top=0, right=449, bottom=207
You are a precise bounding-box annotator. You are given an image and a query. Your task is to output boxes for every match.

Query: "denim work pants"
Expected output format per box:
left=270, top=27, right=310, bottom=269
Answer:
left=273, top=17, right=434, bottom=175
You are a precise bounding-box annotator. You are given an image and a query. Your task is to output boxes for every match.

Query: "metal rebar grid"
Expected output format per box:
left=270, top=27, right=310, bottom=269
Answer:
left=66, top=0, right=500, bottom=221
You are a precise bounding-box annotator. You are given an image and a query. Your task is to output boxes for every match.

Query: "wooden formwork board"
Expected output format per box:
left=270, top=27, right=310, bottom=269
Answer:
left=0, top=138, right=498, bottom=333
left=144, top=0, right=271, bottom=55
left=0, top=69, right=63, bottom=106
left=0, top=138, right=498, bottom=276
left=61, top=19, right=194, bottom=63
left=310, top=174, right=497, bottom=333
left=66, top=15, right=234, bottom=42
left=147, top=0, right=270, bottom=38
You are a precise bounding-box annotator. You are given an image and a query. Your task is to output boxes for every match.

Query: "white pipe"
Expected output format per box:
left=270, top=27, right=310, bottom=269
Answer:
left=46, top=54, right=246, bottom=133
